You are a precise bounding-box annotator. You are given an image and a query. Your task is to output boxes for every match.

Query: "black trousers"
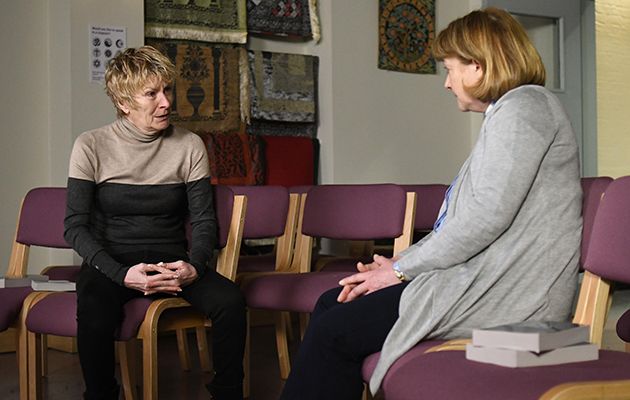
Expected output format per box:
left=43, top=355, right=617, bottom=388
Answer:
left=76, top=257, right=246, bottom=400
left=280, top=282, right=410, bottom=400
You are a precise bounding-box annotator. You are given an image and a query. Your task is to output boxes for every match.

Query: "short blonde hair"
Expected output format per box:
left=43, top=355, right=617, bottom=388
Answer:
left=105, top=46, right=176, bottom=117
left=433, top=7, right=545, bottom=103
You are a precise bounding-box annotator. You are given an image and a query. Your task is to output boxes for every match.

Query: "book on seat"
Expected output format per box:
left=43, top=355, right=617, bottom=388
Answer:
left=465, top=342, right=599, bottom=368
left=0, top=275, right=49, bottom=288
left=471, top=320, right=589, bottom=353
left=31, top=279, right=76, bottom=292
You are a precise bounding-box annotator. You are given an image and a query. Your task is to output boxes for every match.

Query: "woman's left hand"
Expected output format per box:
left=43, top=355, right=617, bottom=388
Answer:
left=158, top=260, right=199, bottom=288
left=336, top=254, right=401, bottom=303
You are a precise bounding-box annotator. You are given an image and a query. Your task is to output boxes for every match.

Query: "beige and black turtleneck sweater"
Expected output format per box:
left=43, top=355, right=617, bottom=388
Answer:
left=64, top=118, right=217, bottom=285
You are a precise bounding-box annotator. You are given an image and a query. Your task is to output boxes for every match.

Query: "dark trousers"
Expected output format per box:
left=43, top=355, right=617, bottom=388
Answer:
left=280, top=282, right=409, bottom=400
left=76, top=260, right=246, bottom=400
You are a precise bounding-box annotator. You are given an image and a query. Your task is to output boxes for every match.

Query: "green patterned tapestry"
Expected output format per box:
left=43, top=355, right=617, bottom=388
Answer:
left=145, top=0, right=247, bottom=44
left=248, top=50, right=318, bottom=123
left=148, top=39, right=245, bottom=133
left=378, top=0, right=436, bottom=74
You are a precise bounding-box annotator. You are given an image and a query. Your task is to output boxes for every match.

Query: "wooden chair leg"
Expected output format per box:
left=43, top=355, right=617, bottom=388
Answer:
left=274, top=312, right=291, bottom=380
left=17, top=324, right=28, bottom=400
left=27, top=331, right=43, bottom=400
left=195, top=326, right=211, bottom=373
left=243, top=311, right=250, bottom=399
left=143, top=331, right=159, bottom=400
left=175, top=328, right=191, bottom=371
left=118, top=340, right=139, bottom=400
left=362, top=384, right=373, bottom=400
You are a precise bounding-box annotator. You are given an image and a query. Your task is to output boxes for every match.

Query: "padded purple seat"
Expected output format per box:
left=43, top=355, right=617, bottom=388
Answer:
left=26, top=293, right=152, bottom=341
left=376, top=349, right=630, bottom=400
left=0, top=287, right=33, bottom=331
left=243, top=271, right=349, bottom=313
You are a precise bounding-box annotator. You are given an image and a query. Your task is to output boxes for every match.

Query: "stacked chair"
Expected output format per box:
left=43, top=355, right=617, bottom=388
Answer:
left=362, top=176, right=630, bottom=400
left=241, top=184, right=416, bottom=379
left=18, top=185, right=247, bottom=400
left=0, top=187, right=76, bottom=400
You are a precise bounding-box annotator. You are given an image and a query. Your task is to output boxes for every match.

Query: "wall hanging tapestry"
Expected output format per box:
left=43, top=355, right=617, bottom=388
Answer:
left=378, top=0, right=436, bottom=74
left=200, top=131, right=265, bottom=185
left=247, top=119, right=317, bottom=138
left=246, top=0, right=321, bottom=42
left=147, top=39, right=246, bottom=133
left=145, top=0, right=247, bottom=44
left=247, top=50, right=318, bottom=123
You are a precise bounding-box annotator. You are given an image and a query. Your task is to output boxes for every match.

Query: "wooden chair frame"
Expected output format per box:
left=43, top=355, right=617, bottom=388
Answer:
left=22, top=194, right=247, bottom=400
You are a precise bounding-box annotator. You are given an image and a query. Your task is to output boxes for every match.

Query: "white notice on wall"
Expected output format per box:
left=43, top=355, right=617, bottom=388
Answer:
left=90, top=25, right=127, bottom=84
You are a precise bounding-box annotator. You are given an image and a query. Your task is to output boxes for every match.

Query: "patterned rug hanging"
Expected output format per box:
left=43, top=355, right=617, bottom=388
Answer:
left=247, top=0, right=321, bottom=42
left=147, top=39, right=246, bottom=133
left=200, top=131, right=265, bottom=185
left=247, top=50, right=318, bottom=123
left=145, top=0, right=247, bottom=44
left=378, top=0, right=436, bottom=74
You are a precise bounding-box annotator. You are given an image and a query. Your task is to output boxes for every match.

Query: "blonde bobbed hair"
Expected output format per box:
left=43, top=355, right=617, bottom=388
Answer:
left=104, top=46, right=176, bottom=117
left=433, top=7, right=546, bottom=103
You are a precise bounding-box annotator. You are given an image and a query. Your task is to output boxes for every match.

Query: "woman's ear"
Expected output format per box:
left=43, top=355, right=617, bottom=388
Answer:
left=117, top=101, right=130, bottom=115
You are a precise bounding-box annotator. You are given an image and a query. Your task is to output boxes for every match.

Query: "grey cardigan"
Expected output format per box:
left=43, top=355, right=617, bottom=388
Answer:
left=370, top=85, right=582, bottom=393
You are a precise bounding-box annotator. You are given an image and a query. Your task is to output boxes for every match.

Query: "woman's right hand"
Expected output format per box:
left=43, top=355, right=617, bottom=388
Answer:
left=123, top=263, right=181, bottom=295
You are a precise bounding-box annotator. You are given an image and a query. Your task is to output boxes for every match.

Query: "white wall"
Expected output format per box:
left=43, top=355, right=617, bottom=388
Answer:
left=0, top=0, right=143, bottom=275
left=1, top=0, right=480, bottom=274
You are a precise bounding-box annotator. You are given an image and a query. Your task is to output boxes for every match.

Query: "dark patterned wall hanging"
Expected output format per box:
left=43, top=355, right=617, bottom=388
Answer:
left=247, top=0, right=321, bottom=42
left=247, top=50, right=318, bottom=123
left=145, top=0, right=247, bottom=44
left=378, top=0, right=436, bottom=74
left=200, top=131, right=265, bottom=185
left=148, top=39, right=245, bottom=133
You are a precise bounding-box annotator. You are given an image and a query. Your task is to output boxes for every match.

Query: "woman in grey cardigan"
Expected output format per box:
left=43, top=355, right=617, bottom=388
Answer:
left=280, top=8, right=582, bottom=400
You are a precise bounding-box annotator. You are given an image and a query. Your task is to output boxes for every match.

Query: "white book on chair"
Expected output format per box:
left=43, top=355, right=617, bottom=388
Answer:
left=0, top=275, right=49, bottom=288
left=465, top=342, right=599, bottom=368
left=31, top=279, right=76, bottom=292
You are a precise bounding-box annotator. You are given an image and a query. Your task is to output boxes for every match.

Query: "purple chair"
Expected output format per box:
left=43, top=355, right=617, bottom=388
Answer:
left=317, top=183, right=448, bottom=271
left=0, top=187, right=75, bottom=400
left=362, top=176, right=630, bottom=400
left=242, top=184, right=416, bottom=379
left=22, top=185, right=246, bottom=400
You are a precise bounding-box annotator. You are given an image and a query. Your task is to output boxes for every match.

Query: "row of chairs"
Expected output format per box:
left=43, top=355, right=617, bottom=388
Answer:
left=1, top=182, right=438, bottom=399
left=4, top=177, right=630, bottom=399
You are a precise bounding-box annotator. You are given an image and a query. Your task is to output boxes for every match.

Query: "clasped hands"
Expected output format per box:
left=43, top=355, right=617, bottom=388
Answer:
left=337, top=254, right=401, bottom=303
left=124, top=260, right=198, bottom=295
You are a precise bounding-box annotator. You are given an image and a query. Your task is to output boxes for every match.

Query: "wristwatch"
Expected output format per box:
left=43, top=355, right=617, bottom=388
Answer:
left=393, top=264, right=408, bottom=282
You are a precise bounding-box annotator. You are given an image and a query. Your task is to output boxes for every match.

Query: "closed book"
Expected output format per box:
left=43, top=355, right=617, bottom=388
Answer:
left=472, top=320, right=589, bottom=353
left=31, top=279, right=76, bottom=292
left=0, top=275, right=49, bottom=288
left=465, top=342, right=599, bottom=368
